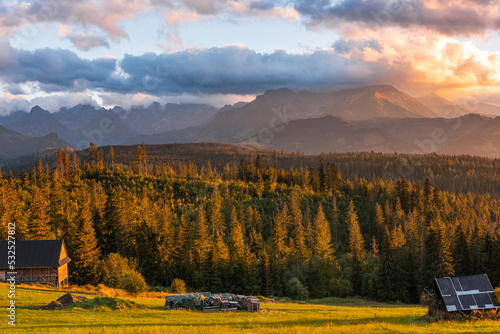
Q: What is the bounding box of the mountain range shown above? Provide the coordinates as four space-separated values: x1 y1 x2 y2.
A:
1 85 500 162
0 102 218 151
0 125 69 162
260 113 500 157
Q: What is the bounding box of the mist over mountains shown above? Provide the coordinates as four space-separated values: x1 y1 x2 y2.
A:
1 85 500 162
0 102 218 158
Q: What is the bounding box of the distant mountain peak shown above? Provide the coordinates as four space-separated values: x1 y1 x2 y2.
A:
417 93 472 117
262 87 296 97
149 101 162 109
29 105 50 115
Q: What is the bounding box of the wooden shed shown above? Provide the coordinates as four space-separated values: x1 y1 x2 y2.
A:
433 274 500 312
0 240 71 287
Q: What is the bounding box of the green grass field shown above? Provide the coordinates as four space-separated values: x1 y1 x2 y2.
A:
1 285 499 333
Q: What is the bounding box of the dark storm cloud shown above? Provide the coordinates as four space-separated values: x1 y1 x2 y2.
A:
0 44 402 95
294 0 500 36
0 47 117 92
117 46 385 94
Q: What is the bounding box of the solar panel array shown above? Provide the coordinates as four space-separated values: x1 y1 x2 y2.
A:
435 274 500 312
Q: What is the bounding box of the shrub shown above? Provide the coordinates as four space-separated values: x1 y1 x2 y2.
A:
100 253 148 295
171 278 187 294
120 271 148 295
285 277 309 300
329 278 353 298
100 253 131 288
495 287 500 303
97 284 117 297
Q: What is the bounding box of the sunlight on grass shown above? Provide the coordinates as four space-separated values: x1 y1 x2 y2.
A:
0 285 498 333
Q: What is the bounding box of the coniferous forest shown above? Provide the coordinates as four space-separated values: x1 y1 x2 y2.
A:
1 143 499 303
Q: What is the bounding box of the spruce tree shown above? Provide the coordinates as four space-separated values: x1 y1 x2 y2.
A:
30 187 51 240
331 196 339 248
261 249 274 297
173 214 192 282
72 194 101 285
374 202 385 245
194 204 211 269
289 190 309 265
378 225 410 302
423 215 454 286
209 187 225 237
346 200 365 294
228 205 245 262
347 201 365 259
312 204 333 265
209 229 230 291
109 146 115 170
156 200 175 285
272 204 289 268
453 225 470 276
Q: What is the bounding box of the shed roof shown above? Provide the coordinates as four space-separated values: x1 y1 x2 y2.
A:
434 274 500 312
0 240 71 269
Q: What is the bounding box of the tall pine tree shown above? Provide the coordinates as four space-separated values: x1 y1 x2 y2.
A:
30 187 51 240
72 193 101 285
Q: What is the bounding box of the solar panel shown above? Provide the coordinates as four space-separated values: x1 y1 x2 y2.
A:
434 274 500 312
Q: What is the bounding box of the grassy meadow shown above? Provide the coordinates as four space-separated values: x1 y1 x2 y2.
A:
1 284 499 333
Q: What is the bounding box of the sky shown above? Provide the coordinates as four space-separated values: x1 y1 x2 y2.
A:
2 0 500 114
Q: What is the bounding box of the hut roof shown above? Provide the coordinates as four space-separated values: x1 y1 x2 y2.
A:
0 240 71 269
434 274 500 312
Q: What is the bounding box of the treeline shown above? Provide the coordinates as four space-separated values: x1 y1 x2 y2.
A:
5 143 499 197
98 144 500 197
0 146 499 303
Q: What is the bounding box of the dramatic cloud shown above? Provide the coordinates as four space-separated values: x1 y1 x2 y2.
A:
2 0 500 117
29 92 100 112
3 0 500 50
1 42 500 98
0 44 393 95
1 0 301 51
113 39 500 95
0 0 147 43
0 46 118 92
117 46 382 95
294 0 500 36
2 0 500 105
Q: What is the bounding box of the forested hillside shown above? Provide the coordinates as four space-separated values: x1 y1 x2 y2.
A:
100 143 500 197
0 144 499 303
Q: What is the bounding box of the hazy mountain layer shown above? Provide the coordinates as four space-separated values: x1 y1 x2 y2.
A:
0 125 70 161
265 114 500 158
193 85 437 143
1 85 500 159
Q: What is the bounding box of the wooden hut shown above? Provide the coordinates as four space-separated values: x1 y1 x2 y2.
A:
433 274 500 312
0 240 71 287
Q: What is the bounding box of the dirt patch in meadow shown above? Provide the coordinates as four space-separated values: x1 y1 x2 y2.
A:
38 293 89 310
